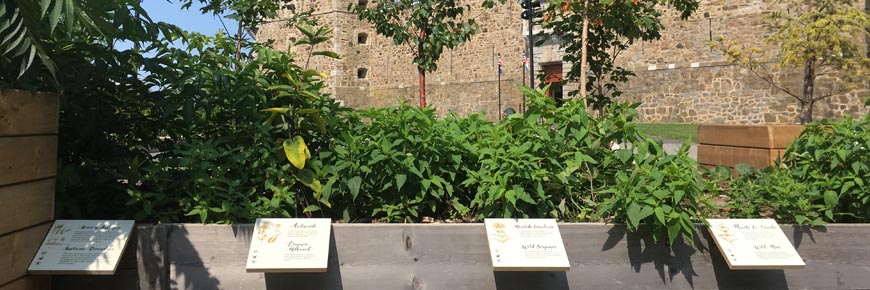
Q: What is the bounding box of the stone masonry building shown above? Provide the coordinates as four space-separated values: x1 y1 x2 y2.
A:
256 0 870 124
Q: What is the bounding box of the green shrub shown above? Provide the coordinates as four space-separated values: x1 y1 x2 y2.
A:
724 114 870 224
310 86 709 246
782 115 870 222
313 104 486 222
91 30 345 223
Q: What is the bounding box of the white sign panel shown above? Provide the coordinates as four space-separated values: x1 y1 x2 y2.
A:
28 220 135 275
707 219 805 270
485 218 570 271
246 218 331 272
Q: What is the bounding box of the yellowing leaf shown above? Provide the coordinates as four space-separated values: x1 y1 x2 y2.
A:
296 168 322 193
302 69 328 79
284 135 310 169
262 107 290 114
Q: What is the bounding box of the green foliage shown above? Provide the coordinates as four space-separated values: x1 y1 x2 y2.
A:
714 0 870 124
351 0 498 72
119 29 345 223
541 0 699 111
315 104 480 222
350 0 505 106
780 115 870 221
723 166 828 226
47 16 345 223
598 141 708 246
306 86 708 246
0 0 170 87
722 114 870 224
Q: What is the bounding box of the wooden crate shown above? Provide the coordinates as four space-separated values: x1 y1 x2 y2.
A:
697 124 804 170
0 89 58 290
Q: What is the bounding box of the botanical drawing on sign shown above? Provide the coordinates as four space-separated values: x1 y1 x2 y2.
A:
256 223 281 244
490 222 511 243
715 222 736 245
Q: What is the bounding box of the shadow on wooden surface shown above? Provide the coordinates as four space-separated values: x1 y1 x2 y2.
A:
264 231 344 290
493 271 568 290
601 225 703 288
168 225 222 290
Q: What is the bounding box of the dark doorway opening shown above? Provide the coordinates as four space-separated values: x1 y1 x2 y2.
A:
541 62 563 106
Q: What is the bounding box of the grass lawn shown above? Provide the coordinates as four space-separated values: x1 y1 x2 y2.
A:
636 123 699 143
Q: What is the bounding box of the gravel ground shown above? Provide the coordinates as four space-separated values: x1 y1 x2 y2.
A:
660 138 698 160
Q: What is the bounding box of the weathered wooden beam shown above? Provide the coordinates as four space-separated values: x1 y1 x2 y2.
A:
0 136 57 187
0 90 59 137
0 223 50 287
697 125 803 149
697 144 775 168
137 225 168 290
0 275 50 290
0 179 54 235
150 223 870 290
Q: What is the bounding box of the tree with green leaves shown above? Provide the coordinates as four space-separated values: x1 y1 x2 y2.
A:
541 0 698 113
179 0 313 60
350 0 504 108
0 0 174 88
715 0 870 124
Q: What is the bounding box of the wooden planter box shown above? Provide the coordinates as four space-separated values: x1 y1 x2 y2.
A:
52 223 870 290
697 124 804 169
0 89 59 290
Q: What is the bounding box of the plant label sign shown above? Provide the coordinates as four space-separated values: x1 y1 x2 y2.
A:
707 219 805 270
28 220 135 275
484 218 570 271
246 218 331 272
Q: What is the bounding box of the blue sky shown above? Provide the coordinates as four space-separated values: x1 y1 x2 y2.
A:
115 1 240 51
142 0 238 36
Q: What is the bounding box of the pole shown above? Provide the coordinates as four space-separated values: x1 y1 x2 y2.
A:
498 53 502 120
528 13 535 90
522 51 526 113
579 0 589 107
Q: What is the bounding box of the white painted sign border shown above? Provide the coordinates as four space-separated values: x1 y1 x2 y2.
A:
246 218 332 273
707 218 805 270
485 218 570 271
28 220 135 275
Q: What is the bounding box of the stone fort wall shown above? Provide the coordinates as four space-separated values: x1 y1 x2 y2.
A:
256 0 869 124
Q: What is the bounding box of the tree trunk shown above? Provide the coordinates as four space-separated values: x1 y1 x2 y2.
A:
235 22 243 61
800 100 815 125
579 0 590 108
800 60 816 124
418 67 426 108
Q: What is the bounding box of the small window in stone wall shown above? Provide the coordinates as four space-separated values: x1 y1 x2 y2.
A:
358 0 368 5
357 33 368 45
357 68 368 79
288 36 297 45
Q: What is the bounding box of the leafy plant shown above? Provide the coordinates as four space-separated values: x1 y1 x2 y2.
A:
722 112 870 224
779 114 870 221
315 104 480 222
598 140 709 246
0 0 168 87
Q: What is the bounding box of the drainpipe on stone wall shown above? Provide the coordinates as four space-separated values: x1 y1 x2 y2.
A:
866 0 870 59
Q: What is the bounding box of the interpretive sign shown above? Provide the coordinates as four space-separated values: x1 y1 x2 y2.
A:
484 218 570 271
246 218 331 272
707 219 805 270
28 220 135 275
